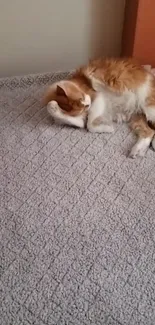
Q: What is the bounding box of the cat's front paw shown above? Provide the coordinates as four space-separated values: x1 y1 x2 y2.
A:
47 100 59 115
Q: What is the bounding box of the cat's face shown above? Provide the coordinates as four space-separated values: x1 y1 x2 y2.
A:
46 81 91 117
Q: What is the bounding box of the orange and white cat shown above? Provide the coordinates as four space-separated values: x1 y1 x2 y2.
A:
44 57 155 157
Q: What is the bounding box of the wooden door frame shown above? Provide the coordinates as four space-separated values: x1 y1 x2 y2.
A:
122 0 155 66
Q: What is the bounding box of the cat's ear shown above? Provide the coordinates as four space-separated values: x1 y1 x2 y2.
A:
56 85 67 97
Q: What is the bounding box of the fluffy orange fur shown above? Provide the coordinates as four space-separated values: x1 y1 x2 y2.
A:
81 57 149 92
44 57 155 115
44 58 147 101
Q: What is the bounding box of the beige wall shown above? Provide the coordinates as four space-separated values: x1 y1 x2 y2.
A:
0 0 125 77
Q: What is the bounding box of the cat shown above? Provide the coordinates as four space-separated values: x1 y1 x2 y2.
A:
44 57 155 158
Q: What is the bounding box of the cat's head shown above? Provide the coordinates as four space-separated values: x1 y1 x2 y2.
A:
44 80 91 117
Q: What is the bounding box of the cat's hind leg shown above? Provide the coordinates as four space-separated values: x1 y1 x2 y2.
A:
140 101 155 153
129 114 154 158
143 105 155 125
87 93 114 133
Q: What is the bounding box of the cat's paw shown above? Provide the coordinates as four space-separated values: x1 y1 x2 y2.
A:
47 100 59 115
129 138 151 158
129 145 146 158
87 123 114 133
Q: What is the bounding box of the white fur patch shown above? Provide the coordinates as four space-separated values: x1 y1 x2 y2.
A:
129 137 151 158
88 92 107 125
47 100 59 113
88 123 114 133
87 92 114 132
81 94 91 108
144 106 155 123
137 74 152 108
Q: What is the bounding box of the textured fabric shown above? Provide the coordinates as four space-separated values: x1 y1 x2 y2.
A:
0 71 155 325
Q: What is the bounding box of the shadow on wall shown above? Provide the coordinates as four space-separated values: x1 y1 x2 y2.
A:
90 0 125 59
